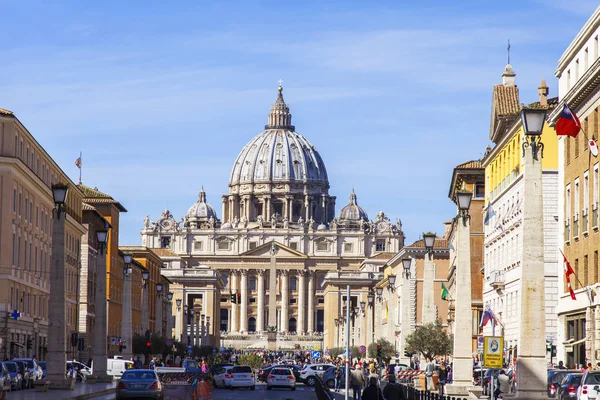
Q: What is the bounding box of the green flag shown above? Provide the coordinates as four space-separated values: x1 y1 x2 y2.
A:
441 283 449 301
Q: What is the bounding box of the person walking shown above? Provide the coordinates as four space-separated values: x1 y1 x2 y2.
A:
382 374 405 400
334 366 343 392
424 357 435 391
494 370 510 400
362 376 384 400
437 362 448 397
350 364 367 400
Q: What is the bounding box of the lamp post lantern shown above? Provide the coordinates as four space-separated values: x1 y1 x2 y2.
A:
422 232 436 324
401 258 411 278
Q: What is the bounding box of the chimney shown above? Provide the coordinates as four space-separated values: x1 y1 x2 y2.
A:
502 64 516 87
538 78 549 106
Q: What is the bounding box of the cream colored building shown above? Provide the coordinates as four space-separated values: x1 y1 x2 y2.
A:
0 107 86 360
140 86 405 349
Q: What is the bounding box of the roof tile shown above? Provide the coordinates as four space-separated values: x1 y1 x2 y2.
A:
407 238 448 249
493 85 520 116
150 248 178 257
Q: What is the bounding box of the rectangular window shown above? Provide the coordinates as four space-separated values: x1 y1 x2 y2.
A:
317 241 328 251
220 297 227 303
249 298 256 303
249 279 256 291
344 243 353 253
584 171 590 232
376 239 386 252
576 59 580 80
318 298 324 304
585 48 589 70
18 192 22 216
289 242 298 250
194 241 203 251
475 183 485 197
249 242 257 250
576 134 580 158
12 232 16 266
217 241 230 250
575 259 579 290
594 164 599 215
289 298 296 304
36 206 39 228
290 278 297 291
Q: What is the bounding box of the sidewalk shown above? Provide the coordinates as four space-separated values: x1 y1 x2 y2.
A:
6 382 116 400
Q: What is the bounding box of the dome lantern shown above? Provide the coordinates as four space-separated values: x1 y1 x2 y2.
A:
265 84 295 130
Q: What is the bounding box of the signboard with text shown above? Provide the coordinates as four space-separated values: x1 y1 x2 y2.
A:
483 336 504 368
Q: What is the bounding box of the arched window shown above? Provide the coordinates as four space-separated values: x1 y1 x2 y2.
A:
248 317 256 333
289 317 297 333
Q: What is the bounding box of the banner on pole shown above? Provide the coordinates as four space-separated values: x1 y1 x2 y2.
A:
483 336 504 368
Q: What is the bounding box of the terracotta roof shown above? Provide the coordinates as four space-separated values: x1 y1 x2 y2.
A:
455 160 482 170
493 85 520 116
77 184 127 212
150 248 178 257
0 108 14 116
369 252 396 260
82 203 96 211
407 238 448 249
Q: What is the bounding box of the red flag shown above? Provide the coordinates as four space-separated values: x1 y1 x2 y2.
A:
75 157 81 169
556 103 581 137
560 249 576 300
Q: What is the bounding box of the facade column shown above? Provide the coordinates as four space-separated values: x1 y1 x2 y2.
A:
257 270 265 332
387 289 397 344
230 271 239 333
366 302 374 347
122 272 133 360
222 197 227 224
451 214 474 387
195 314 201 346
515 134 547 398
281 271 289 332
240 270 248 333
298 270 306 334
307 272 315 333
305 195 310 221
399 259 413 365
287 196 294 221
268 248 278 328
422 251 436 324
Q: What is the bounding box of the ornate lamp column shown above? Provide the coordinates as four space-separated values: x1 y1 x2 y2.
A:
121 255 133 360
141 270 150 334
422 233 436 324
515 108 548 398
367 290 375 346
399 258 413 365
156 283 163 336
175 299 182 340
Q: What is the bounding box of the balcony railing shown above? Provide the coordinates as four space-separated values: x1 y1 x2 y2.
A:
489 270 505 291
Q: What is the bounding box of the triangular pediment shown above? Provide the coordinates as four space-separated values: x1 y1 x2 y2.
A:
240 241 307 258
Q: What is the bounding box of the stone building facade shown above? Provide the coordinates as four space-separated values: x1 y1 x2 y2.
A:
140 86 405 349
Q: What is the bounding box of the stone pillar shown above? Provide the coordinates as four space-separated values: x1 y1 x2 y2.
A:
387 289 397 342
305 195 310 221
367 302 374 347
451 215 473 387
257 270 265 332
298 270 306 334
230 271 239 333
268 250 278 328
222 197 227 223
287 196 294 221
595 306 600 366
307 272 315 333
515 139 547 399
92 247 108 377
422 252 436 324
141 285 149 334
195 314 200 346
281 271 289 332
122 272 133 360
47 211 70 388
240 270 248 333
156 293 163 336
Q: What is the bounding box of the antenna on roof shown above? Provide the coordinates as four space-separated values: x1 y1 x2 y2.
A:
507 39 511 65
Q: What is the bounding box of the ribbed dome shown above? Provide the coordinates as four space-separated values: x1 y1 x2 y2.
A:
229 86 328 187
339 189 369 221
187 188 217 220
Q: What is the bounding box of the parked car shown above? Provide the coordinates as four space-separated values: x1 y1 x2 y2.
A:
556 373 582 400
258 364 301 382
13 358 42 383
107 358 134 379
0 363 11 389
116 369 163 400
2 362 22 390
13 360 32 389
578 370 600 400
229 365 255 390
547 369 579 398
300 363 335 386
181 359 201 373
38 361 47 379
213 366 235 388
267 367 296 391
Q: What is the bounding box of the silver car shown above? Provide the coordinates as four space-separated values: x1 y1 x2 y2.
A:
116 369 163 400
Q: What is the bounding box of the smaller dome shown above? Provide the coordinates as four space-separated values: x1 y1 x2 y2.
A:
187 187 217 220
221 222 233 229
339 189 369 221
317 223 327 231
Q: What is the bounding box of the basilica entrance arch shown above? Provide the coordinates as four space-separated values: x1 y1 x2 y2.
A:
248 317 256 333
289 317 297 333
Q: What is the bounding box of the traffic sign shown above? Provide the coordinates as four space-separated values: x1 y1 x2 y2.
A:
311 351 321 358
344 349 352 356
358 345 366 354
187 346 193 355
483 336 503 368
212 349 217 355
166 339 173 346
313 344 320 351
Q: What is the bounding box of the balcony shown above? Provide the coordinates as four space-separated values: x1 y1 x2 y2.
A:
489 270 505 292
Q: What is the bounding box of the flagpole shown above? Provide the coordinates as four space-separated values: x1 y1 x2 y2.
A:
79 151 82 184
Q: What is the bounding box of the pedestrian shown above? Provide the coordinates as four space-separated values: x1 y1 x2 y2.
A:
149 357 156 370
362 376 384 400
201 360 208 373
557 361 567 370
195 375 212 400
437 362 448 397
350 364 367 400
334 365 343 392
382 374 405 400
495 370 510 400
424 357 435 390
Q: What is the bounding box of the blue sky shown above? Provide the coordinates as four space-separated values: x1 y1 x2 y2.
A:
1 0 598 246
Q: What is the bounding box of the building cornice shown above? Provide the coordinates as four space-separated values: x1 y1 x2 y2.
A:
556 6 600 75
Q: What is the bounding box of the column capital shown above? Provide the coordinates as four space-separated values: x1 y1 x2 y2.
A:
279 270 289 277
240 269 249 276
297 269 306 277
256 269 266 276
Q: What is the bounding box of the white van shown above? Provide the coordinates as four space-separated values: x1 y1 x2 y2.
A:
106 358 134 379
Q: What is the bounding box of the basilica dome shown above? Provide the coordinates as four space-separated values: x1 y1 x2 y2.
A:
229 86 329 192
187 188 217 220
339 189 369 221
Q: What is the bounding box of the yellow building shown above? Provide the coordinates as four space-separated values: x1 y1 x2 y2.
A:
0 107 85 360
481 66 559 359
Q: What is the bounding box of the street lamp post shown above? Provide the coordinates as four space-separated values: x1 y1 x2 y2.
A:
516 108 548 398
175 299 182 341
46 183 73 389
422 233 436 324
122 255 133 360
451 190 474 388
156 284 163 336
166 292 174 338
141 270 150 334
92 227 109 380
400 257 413 364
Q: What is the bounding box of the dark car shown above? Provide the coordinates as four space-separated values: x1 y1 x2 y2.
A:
116 369 163 400
13 360 31 389
548 370 579 398
258 365 301 382
556 373 582 400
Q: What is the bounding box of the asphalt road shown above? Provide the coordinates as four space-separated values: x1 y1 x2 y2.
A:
95 382 317 399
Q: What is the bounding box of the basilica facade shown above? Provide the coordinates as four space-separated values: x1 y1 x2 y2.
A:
141 86 405 349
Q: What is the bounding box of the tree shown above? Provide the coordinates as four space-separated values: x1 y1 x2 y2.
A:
329 347 344 359
404 320 453 360
238 354 264 372
367 338 395 362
